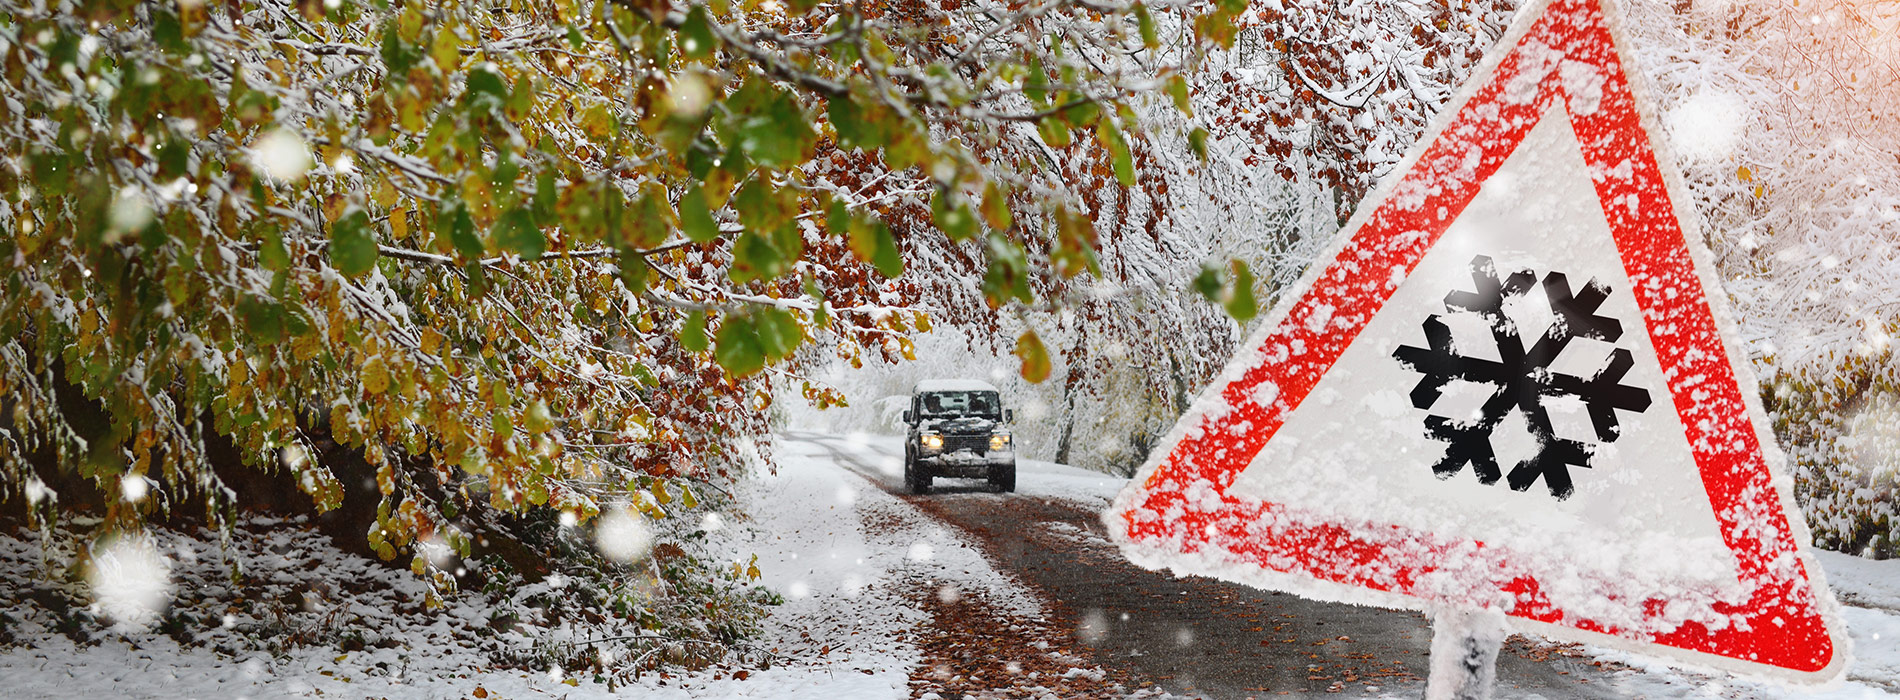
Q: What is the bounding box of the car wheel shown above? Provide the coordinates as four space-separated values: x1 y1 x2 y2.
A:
990 463 1016 493
906 452 932 495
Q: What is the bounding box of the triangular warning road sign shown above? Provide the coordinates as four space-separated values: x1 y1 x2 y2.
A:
1106 0 1846 682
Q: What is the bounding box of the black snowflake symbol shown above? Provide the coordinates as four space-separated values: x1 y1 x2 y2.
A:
1392 255 1653 500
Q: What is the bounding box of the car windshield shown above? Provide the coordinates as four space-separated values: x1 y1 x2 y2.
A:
919 390 1000 419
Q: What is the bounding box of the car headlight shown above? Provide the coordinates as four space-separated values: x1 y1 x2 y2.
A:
990 433 1010 451
922 433 943 450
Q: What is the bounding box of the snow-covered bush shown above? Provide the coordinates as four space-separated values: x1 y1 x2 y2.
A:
1620 0 1900 557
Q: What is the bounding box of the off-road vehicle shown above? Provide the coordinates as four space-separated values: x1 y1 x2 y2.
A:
901 380 1015 494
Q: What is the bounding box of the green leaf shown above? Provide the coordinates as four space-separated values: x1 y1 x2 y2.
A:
804 274 831 330
713 308 803 376
1188 127 1209 161
1064 100 1101 128
932 190 978 241
238 296 285 345
754 308 803 360
491 148 520 187
1194 260 1259 322
732 179 797 232
1025 55 1048 105
533 169 557 220
981 182 1013 231
381 26 419 75
493 408 515 442
729 228 789 284
848 217 904 278
1168 75 1192 116
825 197 850 237
156 138 190 178
524 400 554 434
153 11 189 54
713 314 766 377
981 234 1033 307
494 207 545 260
723 78 817 167
1193 264 1223 302
1098 121 1135 187
679 187 720 243
827 94 873 149
330 209 377 277
618 247 650 290
681 312 709 353
441 201 483 259
1036 116 1072 148
462 65 510 115
623 185 675 248
1226 260 1259 323
257 223 290 271
1135 3 1159 49
1013 330 1051 383
678 5 717 60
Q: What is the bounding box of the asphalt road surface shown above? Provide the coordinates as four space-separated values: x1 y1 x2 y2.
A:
796 432 1639 699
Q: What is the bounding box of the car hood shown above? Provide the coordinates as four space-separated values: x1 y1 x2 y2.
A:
920 416 999 434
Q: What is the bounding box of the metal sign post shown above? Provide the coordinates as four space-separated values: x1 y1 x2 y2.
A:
1425 607 1508 700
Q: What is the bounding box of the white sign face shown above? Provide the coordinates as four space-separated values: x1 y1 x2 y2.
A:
1227 107 1740 609
1104 0 1847 684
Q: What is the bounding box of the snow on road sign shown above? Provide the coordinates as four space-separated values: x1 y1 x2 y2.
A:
1105 0 1846 683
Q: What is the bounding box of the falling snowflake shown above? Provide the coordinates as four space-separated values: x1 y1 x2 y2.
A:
87 534 172 631
594 504 652 564
1393 255 1652 499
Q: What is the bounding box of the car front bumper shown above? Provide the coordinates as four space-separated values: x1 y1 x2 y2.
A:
918 450 1015 477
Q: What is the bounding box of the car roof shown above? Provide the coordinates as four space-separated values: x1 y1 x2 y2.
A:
914 379 1000 393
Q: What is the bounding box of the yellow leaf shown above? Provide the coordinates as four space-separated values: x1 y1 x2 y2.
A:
1737 165 1752 182
1013 330 1052 383
362 356 391 394
431 26 462 72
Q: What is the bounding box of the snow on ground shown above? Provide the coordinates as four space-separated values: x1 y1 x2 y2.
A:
0 431 1895 699
675 432 1060 699
780 434 1900 700
1603 550 1900 700
0 433 1056 700
766 432 1046 620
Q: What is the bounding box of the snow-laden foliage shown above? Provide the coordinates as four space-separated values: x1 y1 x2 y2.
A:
785 0 1521 474
0 0 1260 644
1621 0 1900 557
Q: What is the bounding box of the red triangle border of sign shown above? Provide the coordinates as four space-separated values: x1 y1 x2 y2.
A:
1108 0 1843 680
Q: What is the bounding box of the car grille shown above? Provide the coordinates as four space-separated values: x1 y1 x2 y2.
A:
942 434 991 453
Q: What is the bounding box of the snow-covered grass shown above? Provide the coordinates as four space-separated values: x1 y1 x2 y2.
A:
0 432 1062 699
